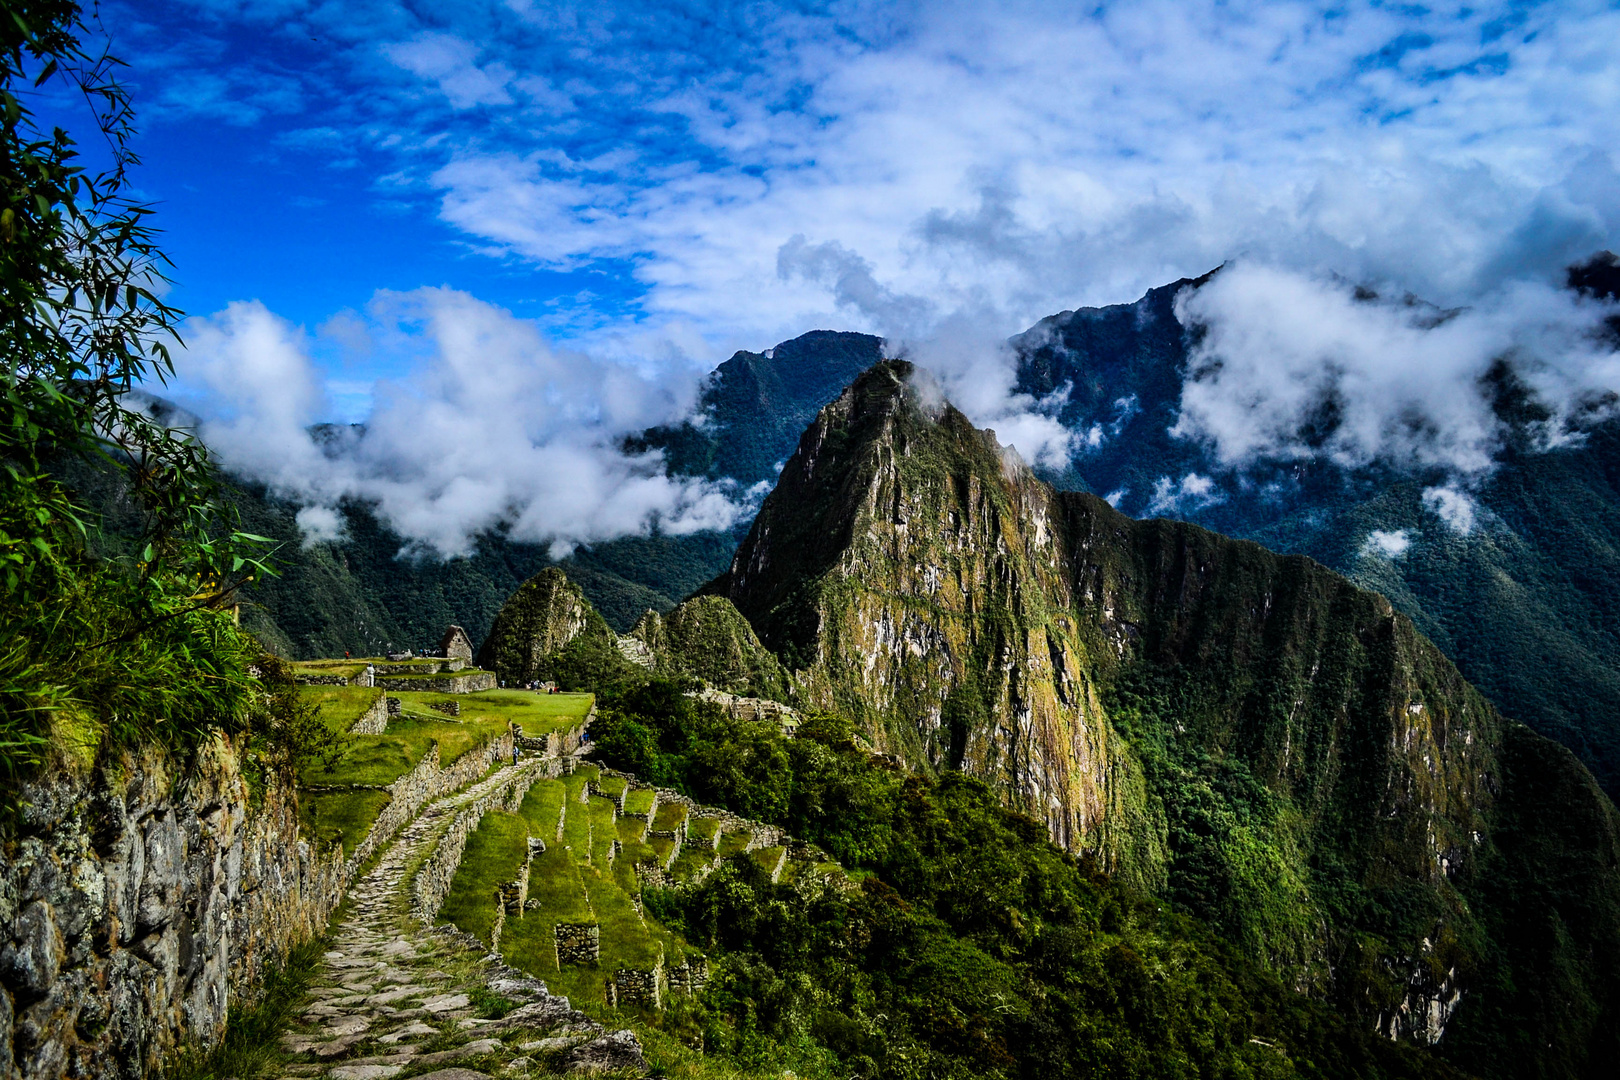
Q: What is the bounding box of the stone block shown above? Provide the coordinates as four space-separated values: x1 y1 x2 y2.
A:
554 923 600 966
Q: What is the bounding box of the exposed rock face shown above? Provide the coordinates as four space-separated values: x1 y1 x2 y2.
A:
630 595 788 699
708 361 1126 852
0 739 344 1080
704 360 1620 1051
477 569 622 686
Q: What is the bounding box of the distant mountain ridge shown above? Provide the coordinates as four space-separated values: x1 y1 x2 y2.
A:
179 268 1620 804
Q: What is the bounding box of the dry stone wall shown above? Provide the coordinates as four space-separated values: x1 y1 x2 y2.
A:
0 737 346 1080
410 760 553 928
609 958 662 1009
348 692 389 735
555 924 600 965
377 671 496 694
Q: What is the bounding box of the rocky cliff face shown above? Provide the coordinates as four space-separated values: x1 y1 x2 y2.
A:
705 361 1620 1058
0 738 344 1080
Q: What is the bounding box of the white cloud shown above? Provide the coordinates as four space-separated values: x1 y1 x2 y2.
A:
1146 472 1225 518
1169 263 1620 478
171 293 743 558
381 32 514 109
1362 529 1413 558
295 505 348 547
1422 486 1479 536
143 0 1620 528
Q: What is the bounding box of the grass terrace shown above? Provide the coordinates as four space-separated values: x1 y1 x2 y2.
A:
294 685 593 859
651 801 688 833
436 809 530 946
622 787 656 818
288 658 372 679
301 685 383 735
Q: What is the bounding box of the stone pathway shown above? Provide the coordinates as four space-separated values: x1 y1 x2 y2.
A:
278 761 645 1079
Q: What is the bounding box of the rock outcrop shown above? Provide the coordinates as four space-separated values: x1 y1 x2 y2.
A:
629 595 789 699
476 569 629 688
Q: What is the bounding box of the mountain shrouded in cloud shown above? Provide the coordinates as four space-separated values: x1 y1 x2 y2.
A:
172 289 743 558
116 0 1620 557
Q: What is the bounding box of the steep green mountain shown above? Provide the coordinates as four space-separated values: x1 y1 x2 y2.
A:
127 272 1620 813
628 329 885 485
628 595 789 699
701 360 1620 1076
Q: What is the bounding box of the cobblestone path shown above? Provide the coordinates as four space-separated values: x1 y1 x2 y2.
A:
277 760 644 1079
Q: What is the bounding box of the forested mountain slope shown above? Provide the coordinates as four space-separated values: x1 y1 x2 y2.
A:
702 360 1620 1077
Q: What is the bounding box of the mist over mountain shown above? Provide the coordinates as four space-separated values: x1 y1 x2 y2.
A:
183 256 1620 809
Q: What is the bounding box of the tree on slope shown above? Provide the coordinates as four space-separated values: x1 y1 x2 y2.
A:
0 0 284 780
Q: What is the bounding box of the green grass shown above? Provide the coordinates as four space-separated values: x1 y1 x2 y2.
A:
297 685 382 734
518 778 566 841
582 867 662 969
651 801 689 832
296 790 392 856
438 810 531 946
289 659 369 682
595 773 627 800
590 796 618 866
623 787 656 817
669 845 715 882
562 784 594 860
717 829 752 857
651 835 677 868
525 845 595 924
374 668 492 684
750 846 786 877
687 815 720 846
617 815 648 845
459 689 594 737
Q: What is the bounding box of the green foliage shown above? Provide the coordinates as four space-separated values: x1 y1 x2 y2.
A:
636 595 790 700
600 693 1464 1080
0 0 280 782
592 679 791 821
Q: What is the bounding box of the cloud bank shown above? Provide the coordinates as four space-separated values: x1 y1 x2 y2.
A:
1170 262 1620 482
123 0 1620 545
174 292 742 557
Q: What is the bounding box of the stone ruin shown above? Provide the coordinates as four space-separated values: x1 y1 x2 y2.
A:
439 624 474 661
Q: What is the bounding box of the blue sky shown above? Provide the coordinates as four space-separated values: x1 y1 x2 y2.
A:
81 0 1620 554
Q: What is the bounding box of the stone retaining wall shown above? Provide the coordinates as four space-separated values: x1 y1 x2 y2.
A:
667 956 709 997
349 727 524 872
0 737 347 1080
428 700 461 717
608 958 662 1009
377 671 497 694
410 762 548 927
555 923 600 965
348 691 389 735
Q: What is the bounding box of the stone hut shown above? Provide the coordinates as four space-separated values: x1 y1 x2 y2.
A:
439 624 474 661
